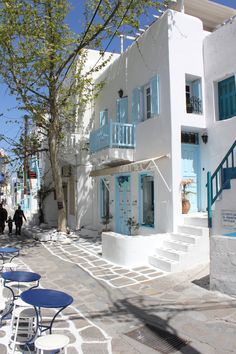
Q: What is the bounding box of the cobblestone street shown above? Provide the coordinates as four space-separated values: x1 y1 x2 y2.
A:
1 231 236 353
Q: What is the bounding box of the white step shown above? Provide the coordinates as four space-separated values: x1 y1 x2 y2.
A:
164 240 190 252
178 225 207 236
155 247 182 261
149 255 177 272
184 214 208 227
171 233 196 244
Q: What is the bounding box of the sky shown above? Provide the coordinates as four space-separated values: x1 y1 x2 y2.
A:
0 0 236 158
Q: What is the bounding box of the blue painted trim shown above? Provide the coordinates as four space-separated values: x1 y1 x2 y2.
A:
181 143 201 212
138 172 155 228
206 140 236 228
90 121 135 153
207 171 212 228
115 174 132 235
218 76 236 120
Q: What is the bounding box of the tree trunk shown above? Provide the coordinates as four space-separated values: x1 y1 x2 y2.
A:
49 128 67 232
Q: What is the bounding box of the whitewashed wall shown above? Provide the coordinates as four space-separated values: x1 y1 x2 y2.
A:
204 18 236 235
92 10 208 233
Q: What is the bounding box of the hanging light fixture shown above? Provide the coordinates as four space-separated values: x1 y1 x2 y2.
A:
201 132 208 144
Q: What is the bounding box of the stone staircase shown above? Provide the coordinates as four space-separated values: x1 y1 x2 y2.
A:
149 213 209 272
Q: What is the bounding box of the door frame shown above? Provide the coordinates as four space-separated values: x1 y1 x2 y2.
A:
115 174 132 234
181 143 201 212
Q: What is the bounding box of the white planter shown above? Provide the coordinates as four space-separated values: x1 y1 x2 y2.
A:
102 231 162 267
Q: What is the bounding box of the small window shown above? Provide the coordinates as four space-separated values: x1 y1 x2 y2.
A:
181 132 199 145
145 86 151 120
185 77 202 114
140 174 154 227
218 76 236 120
132 75 160 124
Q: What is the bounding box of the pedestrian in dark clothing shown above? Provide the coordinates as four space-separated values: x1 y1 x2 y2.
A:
13 205 26 235
0 203 8 234
6 216 13 235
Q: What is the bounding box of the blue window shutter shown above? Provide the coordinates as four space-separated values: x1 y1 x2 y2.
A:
132 87 143 123
191 79 201 100
117 97 128 123
218 76 236 120
100 179 103 218
100 109 108 126
116 99 120 122
150 75 160 117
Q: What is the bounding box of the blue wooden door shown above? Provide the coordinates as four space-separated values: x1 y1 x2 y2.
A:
181 144 200 212
115 175 131 234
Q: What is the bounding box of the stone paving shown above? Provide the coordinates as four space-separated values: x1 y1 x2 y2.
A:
44 240 165 289
1 231 236 353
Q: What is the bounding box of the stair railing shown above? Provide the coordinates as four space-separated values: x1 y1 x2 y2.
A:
207 140 236 228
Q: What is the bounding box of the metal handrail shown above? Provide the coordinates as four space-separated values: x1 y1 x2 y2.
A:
207 140 236 227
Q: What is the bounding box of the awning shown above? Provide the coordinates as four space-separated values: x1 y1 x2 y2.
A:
90 154 169 177
90 154 171 191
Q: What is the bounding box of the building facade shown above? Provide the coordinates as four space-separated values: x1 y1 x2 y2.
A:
42 0 236 271
90 1 236 235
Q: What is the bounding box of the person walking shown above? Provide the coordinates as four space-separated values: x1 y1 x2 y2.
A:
13 205 26 236
6 216 13 235
0 203 8 234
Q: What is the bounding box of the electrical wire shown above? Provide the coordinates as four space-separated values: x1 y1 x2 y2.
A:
57 0 104 87
90 0 135 72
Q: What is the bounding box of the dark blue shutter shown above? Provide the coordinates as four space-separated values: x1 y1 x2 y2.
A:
218 76 236 120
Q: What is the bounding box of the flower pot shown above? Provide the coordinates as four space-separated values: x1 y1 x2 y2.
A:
182 199 190 214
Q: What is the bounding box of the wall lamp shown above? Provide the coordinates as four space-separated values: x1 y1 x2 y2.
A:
118 89 123 98
201 132 208 144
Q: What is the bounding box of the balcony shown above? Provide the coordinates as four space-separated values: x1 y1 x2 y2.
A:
90 120 135 165
186 96 202 114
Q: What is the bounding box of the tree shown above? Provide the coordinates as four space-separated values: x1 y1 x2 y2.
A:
0 0 169 232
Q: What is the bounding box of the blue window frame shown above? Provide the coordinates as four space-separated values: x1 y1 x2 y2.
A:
218 76 236 120
100 178 109 218
186 78 202 114
116 97 128 123
139 173 154 227
132 75 160 124
100 109 108 126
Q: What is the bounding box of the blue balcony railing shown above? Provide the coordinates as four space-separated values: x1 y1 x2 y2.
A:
90 120 136 153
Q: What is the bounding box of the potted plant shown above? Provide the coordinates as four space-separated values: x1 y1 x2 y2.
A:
101 213 113 232
181 179 194 214
126 217 139 236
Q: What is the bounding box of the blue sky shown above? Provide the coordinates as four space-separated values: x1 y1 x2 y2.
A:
0 0 236 155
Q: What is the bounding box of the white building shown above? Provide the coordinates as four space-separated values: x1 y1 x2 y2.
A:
42 50 119 228
87 0 236 271
43 0 236 277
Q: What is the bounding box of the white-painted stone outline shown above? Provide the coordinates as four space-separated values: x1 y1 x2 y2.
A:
43 241 166 289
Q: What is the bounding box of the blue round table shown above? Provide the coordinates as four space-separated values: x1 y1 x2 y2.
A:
21 289 73 333
0 247 20 269
0 271 41 324
1 271 41 284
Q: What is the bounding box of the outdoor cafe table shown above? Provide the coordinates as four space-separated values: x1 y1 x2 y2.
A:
21 288 73 333
0 271 41 323
0 247 20 270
